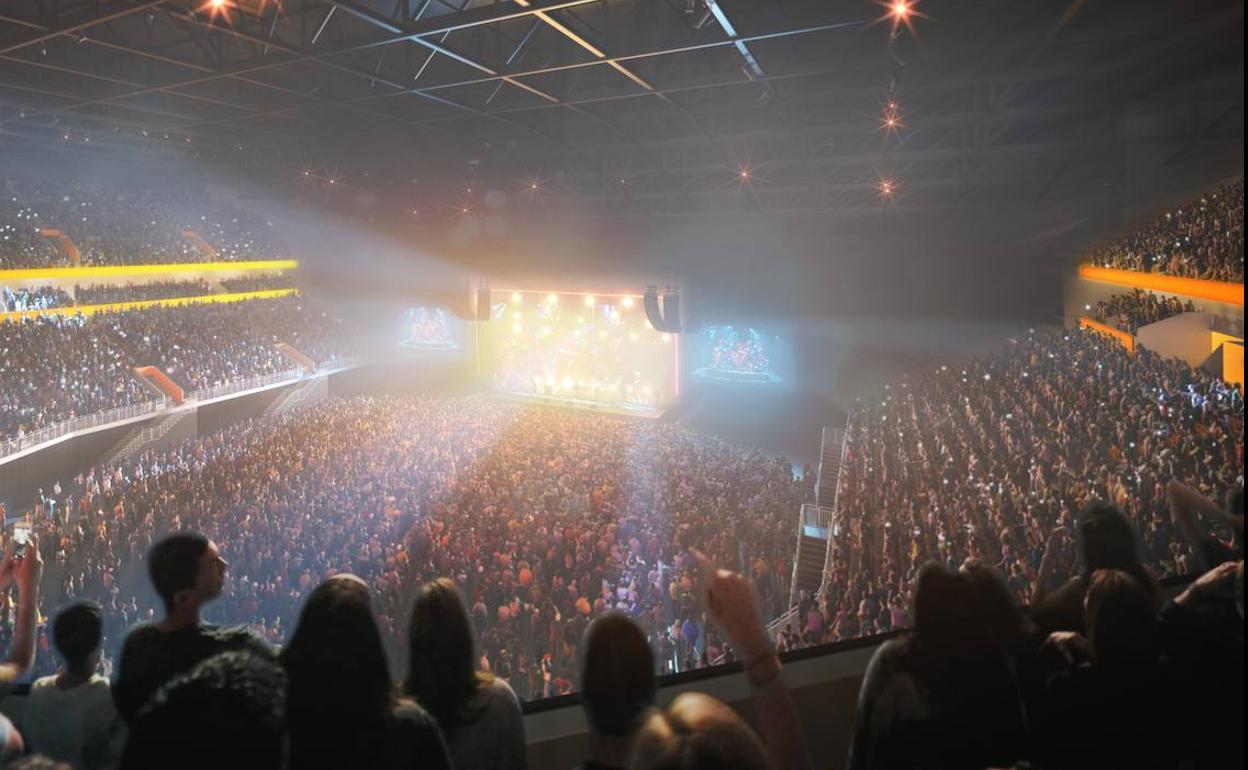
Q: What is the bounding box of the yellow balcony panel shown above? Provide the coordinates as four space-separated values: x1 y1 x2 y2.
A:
0 259 298 282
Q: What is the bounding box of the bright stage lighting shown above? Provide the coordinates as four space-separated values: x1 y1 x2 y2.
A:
892 1 909 18
485 290 677 413
511 292 523 304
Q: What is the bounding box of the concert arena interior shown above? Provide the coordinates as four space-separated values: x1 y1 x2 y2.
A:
0 1 1243 769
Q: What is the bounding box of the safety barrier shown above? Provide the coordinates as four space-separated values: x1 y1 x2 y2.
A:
0 259 297 282
1079 316 1136 353
1 289 298 324
1078 264 1244 306
0 400 164 463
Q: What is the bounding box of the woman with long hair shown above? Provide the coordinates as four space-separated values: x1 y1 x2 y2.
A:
406 578 527 770
284 574 452 770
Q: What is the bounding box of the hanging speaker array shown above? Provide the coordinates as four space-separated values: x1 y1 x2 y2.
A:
643 286 682 333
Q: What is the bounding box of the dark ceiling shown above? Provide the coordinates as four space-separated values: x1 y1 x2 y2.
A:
0 0 1243 227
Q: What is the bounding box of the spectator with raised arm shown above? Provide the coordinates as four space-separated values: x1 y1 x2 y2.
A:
1031 502 1161 635
1166 480 1243 573
692 548 812 770
0 534 43 762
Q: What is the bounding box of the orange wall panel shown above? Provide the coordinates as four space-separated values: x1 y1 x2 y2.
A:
1079 316 1136 354
1078 265 1244 306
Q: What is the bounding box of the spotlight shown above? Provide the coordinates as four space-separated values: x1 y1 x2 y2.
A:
511 292 523 304
584 295 595 307
739 167 751 180
878 178 896 198
622 296 635 309
877 0 923 34
547 293 558 304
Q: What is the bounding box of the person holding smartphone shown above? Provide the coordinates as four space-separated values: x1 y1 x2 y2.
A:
1 531 44 762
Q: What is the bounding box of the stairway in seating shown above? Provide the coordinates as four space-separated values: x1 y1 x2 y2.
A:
788 503 833 606
262 377 321 419
792 532 829 605
815 425 846 508
102 408 193 465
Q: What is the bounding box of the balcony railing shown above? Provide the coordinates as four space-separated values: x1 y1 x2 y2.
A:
0 399 165 462
185 367 306 403
3 359 362 463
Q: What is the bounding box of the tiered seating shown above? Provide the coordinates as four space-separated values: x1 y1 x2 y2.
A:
1 297 351 442
1 176 287 268
1086 177 1244 282
806 328 1242 645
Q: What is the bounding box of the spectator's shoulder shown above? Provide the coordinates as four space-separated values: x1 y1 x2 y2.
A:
208 624 277 658
120 622 161 651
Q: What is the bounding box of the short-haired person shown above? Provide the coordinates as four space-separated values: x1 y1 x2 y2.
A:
283 574 452 770
22 601 124 770
406 577 527 770
119 651 286 770
1 533 43 762
113 532 274 724
576 613 657 770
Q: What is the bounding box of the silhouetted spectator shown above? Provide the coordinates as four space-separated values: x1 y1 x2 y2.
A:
119 651 285 770
630 692 772 770
1034 569 1185 770
113 533 273 724
1031 501 1161 634
576 613 656 770
406 578 527 770
283 574 452 770
848 562 1028 770
22 601 124 770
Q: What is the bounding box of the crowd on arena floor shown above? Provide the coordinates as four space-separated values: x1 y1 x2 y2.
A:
1 177 287 269
0 297 351 442
1090 290 1196 334
1086 177 1244 282
0 400 1241 768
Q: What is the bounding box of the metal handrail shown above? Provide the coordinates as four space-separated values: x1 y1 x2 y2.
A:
185 367 305 402
0 399 165 461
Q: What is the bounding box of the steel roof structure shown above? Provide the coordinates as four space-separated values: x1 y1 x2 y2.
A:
0 0 1242 223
